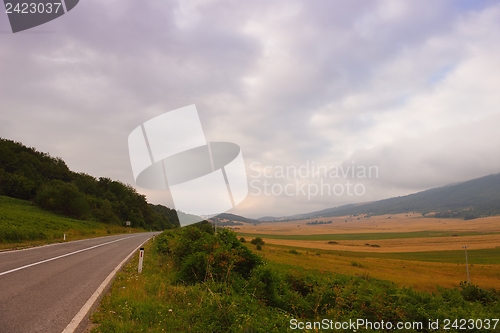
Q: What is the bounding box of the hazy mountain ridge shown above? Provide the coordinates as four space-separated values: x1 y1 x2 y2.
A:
214 213 260 224
259 173 500 221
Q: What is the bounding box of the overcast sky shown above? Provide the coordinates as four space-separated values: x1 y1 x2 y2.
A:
1 0 500 218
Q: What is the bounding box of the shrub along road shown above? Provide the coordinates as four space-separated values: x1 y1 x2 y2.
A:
0 232 158 333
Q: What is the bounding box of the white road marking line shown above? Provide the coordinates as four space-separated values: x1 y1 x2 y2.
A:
0 234 126 254
0 236 136 277
61 237 151 333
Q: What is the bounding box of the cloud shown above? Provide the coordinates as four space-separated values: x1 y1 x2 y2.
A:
1 0 499 218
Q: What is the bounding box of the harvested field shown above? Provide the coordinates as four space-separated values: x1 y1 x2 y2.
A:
254 233 500 252
235 214 500 235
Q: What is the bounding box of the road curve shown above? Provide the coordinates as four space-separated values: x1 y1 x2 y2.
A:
0 232 158 333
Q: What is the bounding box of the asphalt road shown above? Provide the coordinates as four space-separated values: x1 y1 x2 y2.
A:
0 232 158 333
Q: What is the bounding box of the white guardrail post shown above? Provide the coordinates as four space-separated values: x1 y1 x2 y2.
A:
138 247 145 273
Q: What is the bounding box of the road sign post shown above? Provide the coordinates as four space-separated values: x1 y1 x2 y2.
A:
138 247 144 273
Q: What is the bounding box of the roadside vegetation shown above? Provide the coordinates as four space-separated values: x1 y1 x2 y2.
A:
0 195 142 249
91 223 499 333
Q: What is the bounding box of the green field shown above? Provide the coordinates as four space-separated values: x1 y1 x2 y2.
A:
0 195 141 249
237 230 496 241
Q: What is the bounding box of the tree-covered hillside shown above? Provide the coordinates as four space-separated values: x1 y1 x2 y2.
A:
0 138 179 230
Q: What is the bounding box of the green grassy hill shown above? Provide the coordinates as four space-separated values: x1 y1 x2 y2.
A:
0 195 140 250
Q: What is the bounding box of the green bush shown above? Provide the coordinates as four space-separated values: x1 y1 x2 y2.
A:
459 281 497 305
157 226 262 284
251 237 265 246
179 251 209 284
0 172 36 200
250 266 287 308
155 230 174 254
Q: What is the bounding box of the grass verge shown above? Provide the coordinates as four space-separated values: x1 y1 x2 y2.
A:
0 195 142 250
91 239 289 333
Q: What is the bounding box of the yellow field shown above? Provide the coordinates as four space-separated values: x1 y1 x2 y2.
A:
255 243 500 292
258 234 500 252
235 214 500 291
236 214 500 235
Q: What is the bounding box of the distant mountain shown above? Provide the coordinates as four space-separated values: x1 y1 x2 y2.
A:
213 213 260 224
257 216 280 222
281 173 500 220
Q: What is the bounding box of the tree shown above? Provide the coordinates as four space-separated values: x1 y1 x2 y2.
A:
0 172 35 200
251 237 265 246
35 180 90 219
